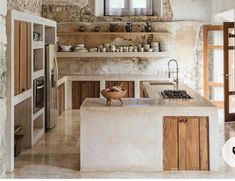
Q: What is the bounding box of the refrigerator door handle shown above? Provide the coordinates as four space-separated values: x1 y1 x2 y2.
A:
54 57 59 88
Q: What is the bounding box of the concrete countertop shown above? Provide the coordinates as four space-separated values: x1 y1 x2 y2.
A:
82 82 217 109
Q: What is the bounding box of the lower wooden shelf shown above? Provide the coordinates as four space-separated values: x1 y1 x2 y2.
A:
56 52 171 58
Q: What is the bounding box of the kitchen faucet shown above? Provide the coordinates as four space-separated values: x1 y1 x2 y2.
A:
168 59 179 88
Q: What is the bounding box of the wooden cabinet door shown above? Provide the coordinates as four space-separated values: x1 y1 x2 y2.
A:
72 81 100 109
164 117 209 171
14 20 32 95
58 83 65 115
105 81 135 98
184 117 200 170
163 117 178 170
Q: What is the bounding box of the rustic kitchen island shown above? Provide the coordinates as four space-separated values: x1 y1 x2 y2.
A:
80 82 219 172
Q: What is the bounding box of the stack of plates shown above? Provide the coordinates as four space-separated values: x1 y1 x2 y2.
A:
160 41 172 52
74 44 88 53
151 42 160 52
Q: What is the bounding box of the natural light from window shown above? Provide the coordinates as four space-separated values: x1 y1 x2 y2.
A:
132 0 147 8
110 0 125 8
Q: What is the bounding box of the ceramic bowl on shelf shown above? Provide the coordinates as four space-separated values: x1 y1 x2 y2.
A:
60 45 72 52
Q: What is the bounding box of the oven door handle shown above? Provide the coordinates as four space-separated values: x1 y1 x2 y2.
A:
36 85 45 89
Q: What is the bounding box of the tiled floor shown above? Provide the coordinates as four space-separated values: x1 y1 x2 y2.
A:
4 110 235 179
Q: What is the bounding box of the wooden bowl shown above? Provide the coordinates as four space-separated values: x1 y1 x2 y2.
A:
101 89 127 106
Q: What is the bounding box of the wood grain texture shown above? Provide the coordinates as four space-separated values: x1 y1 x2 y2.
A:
178 118 186 170
72 81 100 109
58 83 65 115
163 117 178 170
203 25 224 108
185 117 200 170
199 117 209 170
27 23 32 90
14 21 20 96
105 81 135 98
19 22 28 93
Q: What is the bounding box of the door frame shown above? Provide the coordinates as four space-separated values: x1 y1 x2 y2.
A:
223 22 235 122
203 25 224 108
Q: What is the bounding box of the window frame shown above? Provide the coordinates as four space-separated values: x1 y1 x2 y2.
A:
105 0 153 16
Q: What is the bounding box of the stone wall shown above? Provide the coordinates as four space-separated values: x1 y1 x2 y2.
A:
42 0 205 93
7 0 42 16
0 0 42 177
0 0 7 177
42 0 173 22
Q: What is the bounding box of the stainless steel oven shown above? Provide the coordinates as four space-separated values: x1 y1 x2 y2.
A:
34 77 45 113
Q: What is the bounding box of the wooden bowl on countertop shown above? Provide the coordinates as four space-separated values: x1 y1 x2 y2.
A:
101 88 127 106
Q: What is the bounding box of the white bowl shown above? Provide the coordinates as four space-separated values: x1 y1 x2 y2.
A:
60 45 72 51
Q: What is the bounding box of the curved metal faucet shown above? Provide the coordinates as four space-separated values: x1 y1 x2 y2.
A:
168 59 179 88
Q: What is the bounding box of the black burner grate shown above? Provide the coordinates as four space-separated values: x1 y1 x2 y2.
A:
160 90 192 99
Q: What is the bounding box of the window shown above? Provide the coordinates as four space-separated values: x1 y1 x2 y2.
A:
105 0 153 16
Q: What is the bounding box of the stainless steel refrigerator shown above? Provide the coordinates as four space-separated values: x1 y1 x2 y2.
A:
45 44 59 130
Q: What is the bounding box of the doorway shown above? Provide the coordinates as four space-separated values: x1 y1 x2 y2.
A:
223 22 235 122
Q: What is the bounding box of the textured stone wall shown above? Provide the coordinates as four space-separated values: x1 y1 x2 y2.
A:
42 0 173 22
7 0 42 15
0 0 7 177
0 0 42 177
57 21 204 92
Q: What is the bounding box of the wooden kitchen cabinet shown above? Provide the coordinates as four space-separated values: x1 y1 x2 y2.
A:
105 81 135 98
14 20 32 96
58 83 65 115
72 81 100 109
164 117 209 171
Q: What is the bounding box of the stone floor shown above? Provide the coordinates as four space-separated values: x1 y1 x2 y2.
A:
3 110 235 179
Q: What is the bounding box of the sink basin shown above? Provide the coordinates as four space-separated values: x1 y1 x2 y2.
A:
149 82 176 86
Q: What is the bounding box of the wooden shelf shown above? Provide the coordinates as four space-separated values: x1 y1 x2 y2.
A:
56 52 170 58
57 31 170 36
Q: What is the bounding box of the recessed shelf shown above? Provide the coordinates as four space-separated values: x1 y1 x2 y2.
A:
33 48 44 72
33 41 44 49
33 70 44 80
56 52 171 58
57 32 171 36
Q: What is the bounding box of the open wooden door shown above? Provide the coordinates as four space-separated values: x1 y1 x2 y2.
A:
224 22 235 122
203 25 224 108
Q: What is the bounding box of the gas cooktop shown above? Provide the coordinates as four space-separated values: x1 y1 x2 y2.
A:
160 90 193 99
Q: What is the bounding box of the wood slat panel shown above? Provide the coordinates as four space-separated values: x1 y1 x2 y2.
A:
72 81 100 109
178 118 186 170
27 23 32 90
14 21 20 96
199 117 209 170
19 22 28 93
58 83 65 115
163 117 178 170
185 117 200 170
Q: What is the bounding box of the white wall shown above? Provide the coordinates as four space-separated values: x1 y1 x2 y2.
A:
170 0 212 22
212 0 235 16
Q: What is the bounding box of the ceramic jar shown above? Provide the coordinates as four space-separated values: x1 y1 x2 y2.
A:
145 22 152 32
110 24 118 32
125 23 133 32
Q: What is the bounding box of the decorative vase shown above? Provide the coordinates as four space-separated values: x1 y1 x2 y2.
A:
145 22 152 32
110 24 118 32
125 23 132 32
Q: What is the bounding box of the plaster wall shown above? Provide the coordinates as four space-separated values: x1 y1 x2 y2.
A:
212 0 235 16
0 0 7 177
170 0 212 22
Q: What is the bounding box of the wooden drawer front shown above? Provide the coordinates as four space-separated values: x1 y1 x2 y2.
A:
72 81 100 109
164 117 209 171
105 81 135 98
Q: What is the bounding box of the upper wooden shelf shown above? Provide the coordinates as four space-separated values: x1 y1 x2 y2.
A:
57 32 171 36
